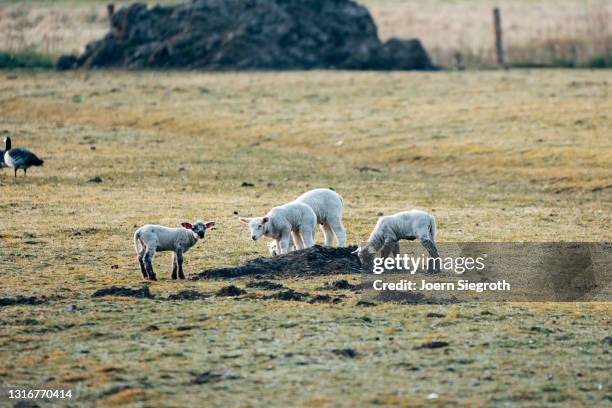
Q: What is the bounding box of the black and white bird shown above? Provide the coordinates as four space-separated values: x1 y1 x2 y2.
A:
4 136 44 177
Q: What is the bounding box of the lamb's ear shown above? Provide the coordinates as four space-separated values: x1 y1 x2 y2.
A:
238 217 251 224
181 222 193 229
205 221 216 229
262 216 269 223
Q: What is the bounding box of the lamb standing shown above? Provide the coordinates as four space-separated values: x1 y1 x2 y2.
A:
295 188 346 247
240 202 316 255
133 220 215 281
353 210 441 272
267 188 346 256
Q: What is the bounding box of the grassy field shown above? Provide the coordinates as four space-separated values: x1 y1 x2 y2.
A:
0 69 611 406
0 0 610 67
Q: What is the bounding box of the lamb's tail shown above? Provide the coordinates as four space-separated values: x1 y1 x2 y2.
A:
133 230 143 256
331 188 344 207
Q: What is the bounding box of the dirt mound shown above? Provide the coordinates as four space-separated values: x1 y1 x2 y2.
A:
92 285 154 299
320 279 358 291
57 0 433 71
165 290 210 300
190 370 241 384
246 280 285 290
193 245 361 280
373 290 460 305
265 289 308 301
331 348 359 358
355 300 377 307
414 341 449 350
309 294 343 304
216 285 247 297
0 295 61 307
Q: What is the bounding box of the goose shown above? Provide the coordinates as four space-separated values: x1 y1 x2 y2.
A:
4 136 44 177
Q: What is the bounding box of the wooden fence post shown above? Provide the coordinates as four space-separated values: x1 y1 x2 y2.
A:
493 8 505 66
107 3 115 22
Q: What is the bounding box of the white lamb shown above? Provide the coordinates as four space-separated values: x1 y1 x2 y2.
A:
295 188 346 246
265 188 345 256
133 220 215 281
240 202 316 255
353 210 441 272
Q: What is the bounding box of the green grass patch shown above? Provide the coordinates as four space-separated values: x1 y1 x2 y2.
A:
0 52 54 69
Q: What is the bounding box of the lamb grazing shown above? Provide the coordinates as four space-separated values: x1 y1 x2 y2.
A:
240 202 316 255
295 188 346 247
353 210 441 272
266 188 345 256
133 220 215 281
4 136 44 177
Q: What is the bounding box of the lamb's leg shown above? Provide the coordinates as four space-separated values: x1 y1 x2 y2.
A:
138 257 147 278
292 231 305 250
392 241 400 257
136 239 148 279
279 234 292 255
300 226 315 249
171 252 178 280
176 248 185 279
381 240 400 259
329 219 346 247
144 247 157 281
288 235 295 251
421 239 441 273
273 239 282 256
321 223 334 246
137 251 147 279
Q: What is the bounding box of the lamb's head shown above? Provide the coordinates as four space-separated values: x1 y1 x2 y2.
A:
181 220 216 239
352 245 377 265
239 216 269 241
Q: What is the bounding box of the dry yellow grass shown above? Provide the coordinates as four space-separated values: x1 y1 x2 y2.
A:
0 69 610 406
363 0 612 66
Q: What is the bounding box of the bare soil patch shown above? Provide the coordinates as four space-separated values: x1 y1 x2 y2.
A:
193 245 361 280
246 280 285 290
0 295 62 307
215 285 247 297
92 285 154 299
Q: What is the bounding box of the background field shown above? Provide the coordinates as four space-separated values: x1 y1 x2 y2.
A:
0 69 610 406
1 0 611 67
